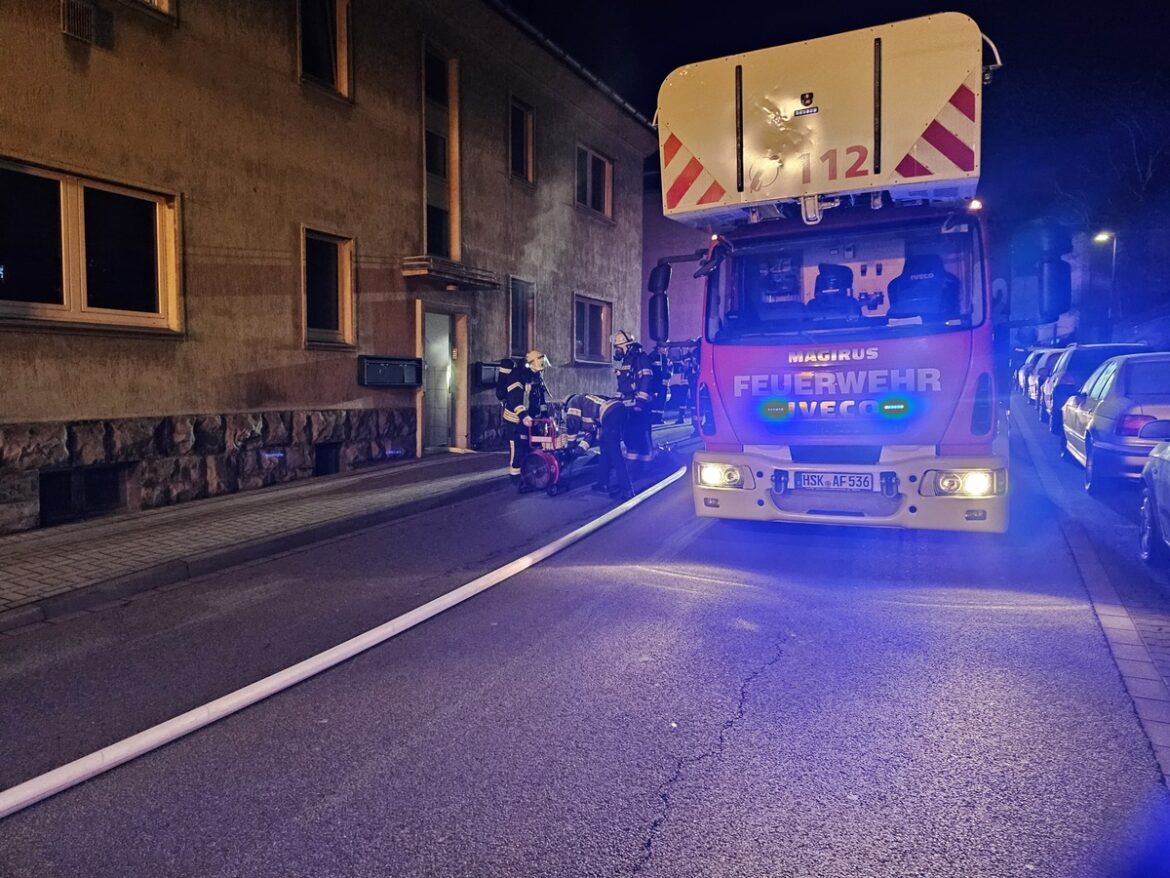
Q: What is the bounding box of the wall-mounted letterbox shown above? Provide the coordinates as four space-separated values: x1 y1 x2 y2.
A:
473 361 501 389
358 356 423 387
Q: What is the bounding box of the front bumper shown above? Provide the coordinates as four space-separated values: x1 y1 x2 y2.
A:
692 449 1009 534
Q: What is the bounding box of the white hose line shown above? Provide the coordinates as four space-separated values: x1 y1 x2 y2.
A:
0 466 689 821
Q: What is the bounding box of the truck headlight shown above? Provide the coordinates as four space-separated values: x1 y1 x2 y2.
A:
698 463 745 488
922 469 1006 498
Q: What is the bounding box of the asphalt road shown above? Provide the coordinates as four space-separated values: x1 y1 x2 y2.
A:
1 437 1168 877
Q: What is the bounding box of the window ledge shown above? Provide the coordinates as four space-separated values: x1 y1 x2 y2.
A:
0 316 183 340
574 202 617 227
113 0 179 25
301 77 354 106
305 339 358 353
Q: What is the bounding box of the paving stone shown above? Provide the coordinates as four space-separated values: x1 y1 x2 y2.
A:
1133 697 1170 724
1144 721 1170 748
1116 659 1165 681
1125 676 1170 702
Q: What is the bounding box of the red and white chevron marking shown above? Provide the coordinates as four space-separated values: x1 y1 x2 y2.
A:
894 73 980 179
661 131 727 210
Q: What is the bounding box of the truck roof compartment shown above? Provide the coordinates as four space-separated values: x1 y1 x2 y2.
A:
657 13 987 227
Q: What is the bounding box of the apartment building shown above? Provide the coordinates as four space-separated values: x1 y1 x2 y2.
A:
0 0 654 532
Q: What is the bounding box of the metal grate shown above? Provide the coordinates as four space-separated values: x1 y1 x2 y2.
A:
61 0 113 48
61 0 96 43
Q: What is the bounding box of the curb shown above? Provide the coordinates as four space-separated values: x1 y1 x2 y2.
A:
0 476 510 635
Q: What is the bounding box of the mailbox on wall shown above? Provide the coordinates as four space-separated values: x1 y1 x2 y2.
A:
358 356 423 387
473 361 501 389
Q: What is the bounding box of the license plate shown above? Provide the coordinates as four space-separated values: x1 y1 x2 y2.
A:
793 471 875 492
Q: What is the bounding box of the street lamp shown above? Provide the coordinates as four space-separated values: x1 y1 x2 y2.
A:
1094 231 1118 336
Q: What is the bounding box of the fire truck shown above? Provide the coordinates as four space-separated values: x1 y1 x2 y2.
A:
646 14 1067 533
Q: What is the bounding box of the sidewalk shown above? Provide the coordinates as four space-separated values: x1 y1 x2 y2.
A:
0 451 508 633
1012 398 1170 781
0 422 698 635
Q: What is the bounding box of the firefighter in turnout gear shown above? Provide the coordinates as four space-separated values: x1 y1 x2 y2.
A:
564 392 632 500
612 330 655 465
501 350 549 492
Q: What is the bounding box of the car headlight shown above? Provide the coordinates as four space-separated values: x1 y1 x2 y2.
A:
698 463 745 488
922 469 1006 498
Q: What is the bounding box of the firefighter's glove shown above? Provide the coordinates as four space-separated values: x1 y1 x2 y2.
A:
523 416 533 427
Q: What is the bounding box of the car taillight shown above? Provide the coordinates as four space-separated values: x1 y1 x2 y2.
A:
1118 414 1155 436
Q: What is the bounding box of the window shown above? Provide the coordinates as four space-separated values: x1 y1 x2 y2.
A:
510 277 534 357
303 229 353 345
1127 361 1170 395
575 145 612 217
425 130 447 179
574 295 611 363
300 0 350 96
0 162 179 330
424 47 458 259
510 98 534 182
1087 362 1118 400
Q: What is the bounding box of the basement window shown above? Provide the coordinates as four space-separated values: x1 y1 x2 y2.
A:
314 442 341 476
39 465 126 527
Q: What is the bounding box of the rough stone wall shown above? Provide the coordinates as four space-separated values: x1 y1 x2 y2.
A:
470 404 506 451
0 408 416 534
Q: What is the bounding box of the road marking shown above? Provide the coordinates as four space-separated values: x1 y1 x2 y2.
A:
0 468 689 820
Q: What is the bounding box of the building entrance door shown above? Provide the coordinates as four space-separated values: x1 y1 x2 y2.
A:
423 312 454 450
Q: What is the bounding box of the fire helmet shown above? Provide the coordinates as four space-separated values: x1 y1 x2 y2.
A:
525 350 549 372
611 330 636 360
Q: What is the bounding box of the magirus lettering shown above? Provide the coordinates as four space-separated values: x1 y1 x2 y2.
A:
787 346 879 365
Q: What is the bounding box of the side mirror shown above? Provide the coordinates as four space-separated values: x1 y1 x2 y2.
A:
694 244 727 278
1139 419 1170 440
648 293 670 345
648 262 672 294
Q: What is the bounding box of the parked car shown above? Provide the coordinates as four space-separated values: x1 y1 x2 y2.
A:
1040 343 1148 430
1139 419 1170 565
1016 349 1048 395
1026 349 1063 408
1061 352 1170 492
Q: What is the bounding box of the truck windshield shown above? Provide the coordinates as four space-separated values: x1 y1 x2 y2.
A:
705 218 985 344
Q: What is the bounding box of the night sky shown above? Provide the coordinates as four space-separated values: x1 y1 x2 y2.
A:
504 1 1170 229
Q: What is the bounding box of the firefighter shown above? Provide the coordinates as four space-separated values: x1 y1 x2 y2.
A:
564 392 632 500
612 329 655 467
502 350 549 492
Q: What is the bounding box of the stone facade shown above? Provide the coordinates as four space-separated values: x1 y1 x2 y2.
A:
0 409 416 534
